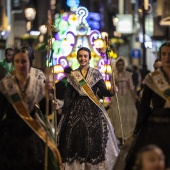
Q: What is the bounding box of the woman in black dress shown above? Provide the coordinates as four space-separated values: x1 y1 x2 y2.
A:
0 48 60 170
58 47 119 170
125 41 170 170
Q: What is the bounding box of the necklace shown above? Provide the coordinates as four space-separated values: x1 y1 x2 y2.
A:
15 76 30 93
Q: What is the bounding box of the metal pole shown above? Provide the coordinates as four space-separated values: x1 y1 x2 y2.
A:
142 2 146 66
7 0 14 47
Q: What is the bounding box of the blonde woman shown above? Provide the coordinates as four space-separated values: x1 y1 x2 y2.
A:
107 57 137 144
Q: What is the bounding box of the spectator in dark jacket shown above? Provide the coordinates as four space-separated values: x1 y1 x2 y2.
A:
140 64 150 82
55 66 72 124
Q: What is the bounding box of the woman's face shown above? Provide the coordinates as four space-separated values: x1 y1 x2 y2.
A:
141 149 165 170
14 52 30 75
77 50 90 67
161 46 170 68
6 50 14 63
116 60 125 72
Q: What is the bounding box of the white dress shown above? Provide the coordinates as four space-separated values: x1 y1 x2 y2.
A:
107 71 137 139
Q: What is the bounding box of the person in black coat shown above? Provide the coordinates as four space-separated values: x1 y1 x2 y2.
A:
55 66 72 125
125 41 170 170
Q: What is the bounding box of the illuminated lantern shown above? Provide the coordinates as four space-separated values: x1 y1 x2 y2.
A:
24 7 36 31
39 25 47 43
39 25 47 35
93 38 107 54
53 64 64 74
105 64 112 74
100 65 106 73
24 7 36 21
93 38 104 48
105 80 111 90
101 32 108 39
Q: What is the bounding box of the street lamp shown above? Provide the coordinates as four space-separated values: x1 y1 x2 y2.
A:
39 25 47 42
93 38 107 54
101 32 108 40
24 7 36 32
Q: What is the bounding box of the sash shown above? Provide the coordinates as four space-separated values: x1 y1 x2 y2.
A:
71 70 108 115
144 70 170 106
71 71 119 156
2 78 62 167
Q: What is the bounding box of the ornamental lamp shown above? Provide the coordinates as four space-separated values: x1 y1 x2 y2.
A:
39 25 47 42
105 80 111 90
53 64 64 74
24 7 36 21
24 7 36 32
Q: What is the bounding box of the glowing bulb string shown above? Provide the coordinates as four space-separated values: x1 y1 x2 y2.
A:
44 10 62 170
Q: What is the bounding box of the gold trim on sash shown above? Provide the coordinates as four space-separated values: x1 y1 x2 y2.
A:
144 70 170 105
71 71 108 116
2 78 62 167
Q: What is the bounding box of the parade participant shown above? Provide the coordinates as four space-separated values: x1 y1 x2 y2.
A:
138 58 162 99
0 48 15 79
6 46 46 82
125 41 170 170
133 145 165 170
21 46 46 82
107 56 137 144
0 48 60 170
58 47 119 170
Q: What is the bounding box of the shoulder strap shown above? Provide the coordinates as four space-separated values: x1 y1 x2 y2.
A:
144 70 170 102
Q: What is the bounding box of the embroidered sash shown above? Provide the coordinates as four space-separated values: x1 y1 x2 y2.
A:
71 71 119 156
144 70 170 103
71 70 108 115
2 78 62 167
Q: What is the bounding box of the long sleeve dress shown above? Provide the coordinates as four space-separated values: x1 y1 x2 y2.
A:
107 71 137 139
0 75 59 170
58 67 119 170
125 68 170 170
